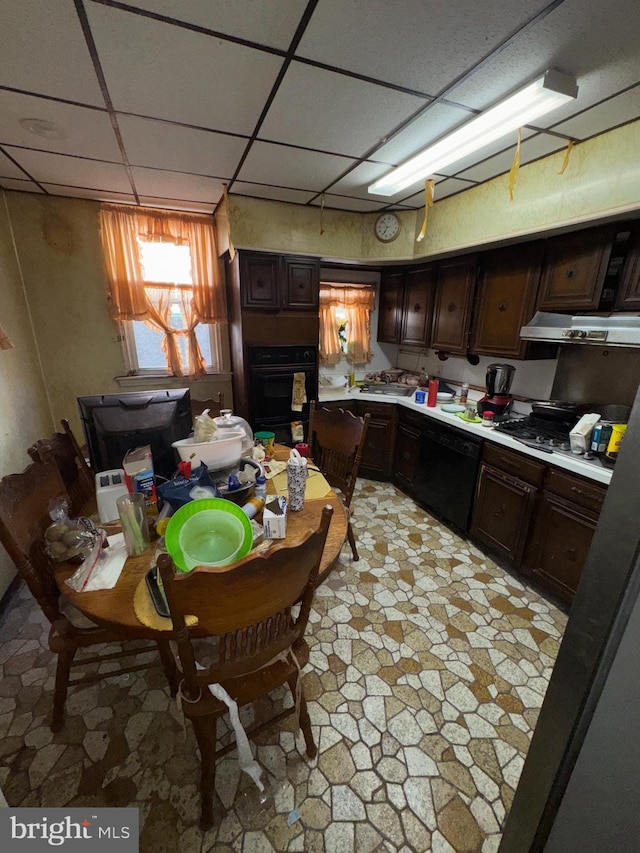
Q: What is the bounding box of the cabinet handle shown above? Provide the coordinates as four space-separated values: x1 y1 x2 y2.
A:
564 548 577 561
566 267 577 280
498 301 508 312
570 486 586 497
493 506 505 519
413 303 421 312
447 302 457 312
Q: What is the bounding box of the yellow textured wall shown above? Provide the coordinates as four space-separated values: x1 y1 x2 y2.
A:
227 118 640 261
0 193 51 596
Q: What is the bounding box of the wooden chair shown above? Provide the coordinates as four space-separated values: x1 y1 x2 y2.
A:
157 504 334 830
190 391 225 419
28 419 95 517
0 458 176 732
307 400 370 561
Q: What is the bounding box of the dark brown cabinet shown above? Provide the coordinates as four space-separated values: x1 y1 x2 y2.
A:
616 224 640 309
240 251 319 311
431 256 477 354
400 265 436 347
356 400 397 480
377 271 404 343
471 242 555 359
536 225 615 311
393 409 423 492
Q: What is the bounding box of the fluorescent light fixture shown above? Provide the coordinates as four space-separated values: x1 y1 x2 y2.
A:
368 69 578 197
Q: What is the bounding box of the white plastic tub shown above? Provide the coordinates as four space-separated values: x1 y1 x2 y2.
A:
172 432 243 471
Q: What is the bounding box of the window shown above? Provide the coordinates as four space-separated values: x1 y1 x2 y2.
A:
99 205 227 379
319 284 375 364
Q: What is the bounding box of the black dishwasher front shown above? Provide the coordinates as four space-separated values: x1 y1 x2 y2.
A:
415 421 482 533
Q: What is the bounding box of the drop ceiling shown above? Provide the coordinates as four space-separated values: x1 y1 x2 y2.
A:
1 0 638 215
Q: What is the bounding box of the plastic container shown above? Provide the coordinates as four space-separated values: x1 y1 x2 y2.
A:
178 509 247 569
116 492 150 557
172 432 243 471
242 497 265 519
214 409 254 456
254 476 267 502
427 379 438 407
415 390 426 404
481 411 495 428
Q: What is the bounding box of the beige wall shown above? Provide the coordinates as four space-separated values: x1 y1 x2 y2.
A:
0 193 51 596
227 119 640 261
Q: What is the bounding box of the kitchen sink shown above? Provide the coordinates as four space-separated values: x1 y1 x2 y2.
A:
360 384 416 397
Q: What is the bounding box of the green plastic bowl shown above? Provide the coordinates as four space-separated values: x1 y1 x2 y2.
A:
164 498 252 572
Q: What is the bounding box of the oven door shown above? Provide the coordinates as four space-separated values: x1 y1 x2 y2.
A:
249 365 317 424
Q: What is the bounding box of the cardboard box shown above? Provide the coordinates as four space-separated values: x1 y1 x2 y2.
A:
263 496 287 539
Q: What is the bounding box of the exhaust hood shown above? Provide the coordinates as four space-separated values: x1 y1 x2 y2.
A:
520 311 640 347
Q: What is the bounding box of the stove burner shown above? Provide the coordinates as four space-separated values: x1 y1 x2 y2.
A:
494 415 603 467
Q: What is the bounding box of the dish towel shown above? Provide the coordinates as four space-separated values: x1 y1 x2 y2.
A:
292 372 307 412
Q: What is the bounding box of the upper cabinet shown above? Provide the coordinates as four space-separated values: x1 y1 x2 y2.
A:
615 223 640 309
471 242 555 360
430 256 477 354
240 251 319 311
536 225 616 311
400 265 436 347
377 270 404 343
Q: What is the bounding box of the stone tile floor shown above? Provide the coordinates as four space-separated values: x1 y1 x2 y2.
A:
0 480 567 852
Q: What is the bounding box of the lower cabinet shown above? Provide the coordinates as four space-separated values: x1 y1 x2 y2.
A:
356 400 397 480
470 465 537 565
393 409 423 492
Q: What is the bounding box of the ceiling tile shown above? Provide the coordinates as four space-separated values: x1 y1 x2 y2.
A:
330 162 403 200
310 194 389 212
373 102 474 166
118 115 246 176
131 167 225 204
260 62 426 157
124 0 307 50
0 178 43 194
552 86 640 141
137 197 216 213
4 148 132 193
231 182 316 205
41 184 136 204
455 133 565 183
0 0 105 105
447 0 640 127
0 90 120 161
0 152 32 180
401 178 478 207
237 141 357 192
297 0 550 95
85 2 284 135
433 128 538 178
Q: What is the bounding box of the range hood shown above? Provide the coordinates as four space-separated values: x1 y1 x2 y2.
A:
520 311 640 347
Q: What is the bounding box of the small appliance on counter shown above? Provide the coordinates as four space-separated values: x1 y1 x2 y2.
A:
477 363 516 416
95 468 129 523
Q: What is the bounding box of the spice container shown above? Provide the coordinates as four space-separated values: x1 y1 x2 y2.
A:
460 383 469 404
481 411 495 428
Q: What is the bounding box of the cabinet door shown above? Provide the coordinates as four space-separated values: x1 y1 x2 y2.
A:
400 265 436 346
240 253 280 310
377 271 404 343
470 465 536 565
524 492 598 603
471 243 543 358
615 225 640 309
393 421 421 492
537 225 614 311
283 258 319 311
356 402 396 480
431 256 477 354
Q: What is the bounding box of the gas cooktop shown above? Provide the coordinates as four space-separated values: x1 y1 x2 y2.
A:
494 415 608 467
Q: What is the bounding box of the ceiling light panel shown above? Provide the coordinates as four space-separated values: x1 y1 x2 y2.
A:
0 91 121 162
126 0 308 50
237 141 358 192
4 148 132 193
297 0 550 95
117 115 246 176
86 3 284 135
260 62 425 157
0 0 105 106
373 102 476 166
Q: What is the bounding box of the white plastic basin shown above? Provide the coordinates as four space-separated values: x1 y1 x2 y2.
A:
172 432 243 471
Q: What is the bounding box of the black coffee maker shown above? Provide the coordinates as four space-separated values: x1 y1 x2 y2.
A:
477 363 516 415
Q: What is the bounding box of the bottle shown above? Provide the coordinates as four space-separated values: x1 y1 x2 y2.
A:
482 411 495 428
427 379 438 407
242 497 265 519
460 383 469 405
254 475 267 502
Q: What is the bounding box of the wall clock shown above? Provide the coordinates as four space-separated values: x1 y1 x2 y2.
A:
374 212 401 243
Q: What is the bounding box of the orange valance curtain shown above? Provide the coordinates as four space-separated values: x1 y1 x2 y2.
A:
319 284 375 364
99 205 225 377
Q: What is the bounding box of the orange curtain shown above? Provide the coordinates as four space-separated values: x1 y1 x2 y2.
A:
98 204 225 374
319 287 342 364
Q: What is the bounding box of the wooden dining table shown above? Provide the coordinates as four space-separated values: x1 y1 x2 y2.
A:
54 444 347 638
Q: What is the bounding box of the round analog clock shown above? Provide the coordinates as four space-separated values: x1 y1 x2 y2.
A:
374 212 401 243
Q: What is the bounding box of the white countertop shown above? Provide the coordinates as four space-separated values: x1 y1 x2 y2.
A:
318 388 613 486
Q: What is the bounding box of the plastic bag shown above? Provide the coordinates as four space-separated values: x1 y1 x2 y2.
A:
65 530 126 593
193 409 217 443
157 463 220 511
44 498 100 563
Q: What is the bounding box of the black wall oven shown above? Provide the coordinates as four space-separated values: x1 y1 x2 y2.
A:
247 345 318 445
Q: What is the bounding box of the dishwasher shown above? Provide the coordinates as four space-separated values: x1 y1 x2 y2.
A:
415 420 483 533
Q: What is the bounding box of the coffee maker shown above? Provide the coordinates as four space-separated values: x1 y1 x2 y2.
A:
477 363 515 415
